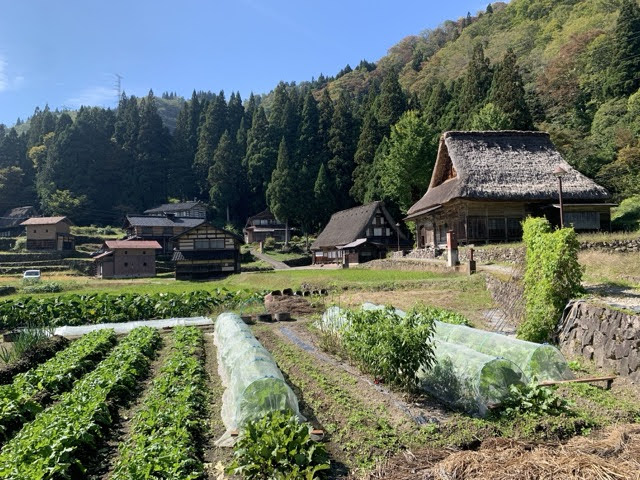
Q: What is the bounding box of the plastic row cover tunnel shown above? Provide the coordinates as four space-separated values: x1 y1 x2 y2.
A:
419 339 526 416
214 312 303 446
433 322 574 382
329 302 573 383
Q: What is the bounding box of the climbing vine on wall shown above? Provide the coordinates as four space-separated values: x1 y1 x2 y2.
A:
518 217 583 343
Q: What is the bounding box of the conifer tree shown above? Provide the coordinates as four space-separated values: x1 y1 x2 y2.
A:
245 106 277 211
327 92 357 210
458 44 493 123
375 69 407 131
489 49 533 130
317 89 334 164
313 162 335 229
171 91 200 199
609 0 640 96
209 130 241 222
194 92 227 196
227 92 245 138
266 138 296 244
351 97 382 202
298 91 322 174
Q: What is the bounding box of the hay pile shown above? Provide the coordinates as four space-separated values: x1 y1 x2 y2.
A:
263 293 316 317
367 425 640 480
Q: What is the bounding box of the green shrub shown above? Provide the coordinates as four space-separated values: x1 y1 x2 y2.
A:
612 195 640 231
227 410 330 480
263 237 276 250
519 217 583 343
11 238 26 252
409 303 471 326
341 307 436 390
21 282 62 294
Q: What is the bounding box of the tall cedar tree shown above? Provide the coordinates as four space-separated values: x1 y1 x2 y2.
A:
317 89 334 164
375 69 407 132
171 91 200 199
194 92 227 196
313 162 335 229
609 0 640 97
458 43 493 124
227 92 245 139
266 138 296 244
351 96 383 202
424 81 452 131
244 106 277 212
209 130 242 222
327 91 357 210
135 91 171 210
488 49 534 130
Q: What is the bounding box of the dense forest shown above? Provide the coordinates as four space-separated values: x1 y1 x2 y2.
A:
1 0 640 232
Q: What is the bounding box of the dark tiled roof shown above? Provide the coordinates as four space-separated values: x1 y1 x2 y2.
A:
407 131 610 217
311 201 406 250
143 201 203 214
125 216 205 228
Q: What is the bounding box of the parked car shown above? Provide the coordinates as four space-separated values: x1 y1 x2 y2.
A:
22 269 41 282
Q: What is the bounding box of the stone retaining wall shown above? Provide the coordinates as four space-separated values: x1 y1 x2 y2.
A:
558 301 640 382
484 273 525 324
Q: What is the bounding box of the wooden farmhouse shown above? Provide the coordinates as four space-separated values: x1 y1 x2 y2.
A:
406 131 613 248
243 209 289 243
171 222 242 280
123 215 205 254
20 216 75 251
93 240 161 279
143 200 207 219
0 206 38 237
311 201 409 265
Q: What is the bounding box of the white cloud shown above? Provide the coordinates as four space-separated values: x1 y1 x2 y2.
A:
65 86 116 108
0 57 8 92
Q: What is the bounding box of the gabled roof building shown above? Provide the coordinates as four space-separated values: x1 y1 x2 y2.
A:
311 201 409 265
94 240 162 279
20 216 75 251
123 215 205 254
243 209 289 244
0 206 39 237
406 131 613 248
143 201 206 219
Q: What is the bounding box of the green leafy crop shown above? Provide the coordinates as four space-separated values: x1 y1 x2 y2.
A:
0 326 160 479
227 410 330 480
496 383 572 419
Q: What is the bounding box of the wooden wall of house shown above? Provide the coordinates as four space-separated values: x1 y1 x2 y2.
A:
175 224 238 251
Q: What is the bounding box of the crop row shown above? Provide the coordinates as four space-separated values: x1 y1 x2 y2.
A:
110 326 207 480
0 326 161 479
0 289 261 329
0 329 116 443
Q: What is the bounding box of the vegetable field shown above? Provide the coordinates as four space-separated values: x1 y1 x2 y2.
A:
0 305 637 479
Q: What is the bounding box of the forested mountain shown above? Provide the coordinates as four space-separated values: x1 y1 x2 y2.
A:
1 0 639 232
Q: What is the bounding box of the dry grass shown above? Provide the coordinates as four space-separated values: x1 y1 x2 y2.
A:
579 250 640 287
367 424 640 480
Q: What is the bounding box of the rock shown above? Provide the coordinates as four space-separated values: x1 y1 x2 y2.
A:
619 356 630 376
583 345 595 361
581 329 594 347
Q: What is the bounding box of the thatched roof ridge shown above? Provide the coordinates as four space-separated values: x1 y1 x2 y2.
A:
0 206 38 228
407 131 610 217
144 200 204 214
311 201 406 250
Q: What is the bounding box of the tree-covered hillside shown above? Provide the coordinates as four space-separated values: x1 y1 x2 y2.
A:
0 0 639 231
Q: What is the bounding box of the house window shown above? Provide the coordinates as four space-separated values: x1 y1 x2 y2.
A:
467 217 487 240
45 229 48 233
565 212 600 230
507 218 523 239
373 227 383 236
124 251 128 254
386 228 391 236
163 227 173 235
142 251 146 255
143 262 147 266
124 262 128 267
33 229 36 233
488 217 506 239
210 239 225 249
141 227 153 235
195 239 208 249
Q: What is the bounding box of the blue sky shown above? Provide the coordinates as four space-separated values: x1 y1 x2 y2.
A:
0 0 491 126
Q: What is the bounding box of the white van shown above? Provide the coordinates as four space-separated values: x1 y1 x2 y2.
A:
23 269 41 282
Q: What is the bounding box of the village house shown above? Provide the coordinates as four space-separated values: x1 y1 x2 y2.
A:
311 201 409 265
20 216 75 251
143 200 207 219
93 240 161 279
0 206 39 237
123 215 205 254
406 131 613 248
243 209 290 243
171 222 242 280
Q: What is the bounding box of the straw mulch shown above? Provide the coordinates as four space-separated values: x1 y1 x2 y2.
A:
264 293 316 316
366 424 640 480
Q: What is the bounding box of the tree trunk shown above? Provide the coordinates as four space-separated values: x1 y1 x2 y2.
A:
285 219 289 246
226 205 230 223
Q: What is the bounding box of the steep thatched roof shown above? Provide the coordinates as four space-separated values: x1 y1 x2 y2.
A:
311 201 406 250
407 131 610 218
143 201 204 214
0 206 38 228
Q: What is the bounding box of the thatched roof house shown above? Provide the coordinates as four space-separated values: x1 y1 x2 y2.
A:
407 131 613 248
312 201 409 265
243 209 289 244
0 206 38 236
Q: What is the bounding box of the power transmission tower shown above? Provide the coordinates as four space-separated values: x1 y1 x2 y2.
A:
114 73 124 104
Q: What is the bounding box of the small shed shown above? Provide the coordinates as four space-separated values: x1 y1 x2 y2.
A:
172 222 242 280
94 240 162 279
20 216 75 251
